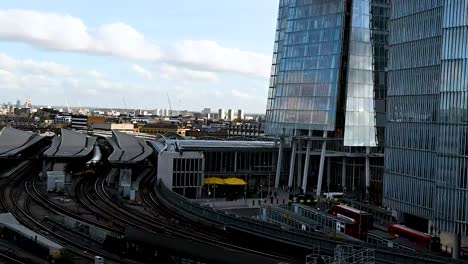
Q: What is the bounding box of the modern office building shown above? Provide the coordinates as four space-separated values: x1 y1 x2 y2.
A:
384 0 468 255
218 109 225 120
227 109 234 121
237 109 245 120
265 0 389 203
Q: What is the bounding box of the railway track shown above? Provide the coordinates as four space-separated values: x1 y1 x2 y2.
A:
0 162 136 264
86 168 301 263
0 252 27 264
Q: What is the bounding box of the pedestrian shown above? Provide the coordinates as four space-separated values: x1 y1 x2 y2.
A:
270 196 274 204
274 191 277 198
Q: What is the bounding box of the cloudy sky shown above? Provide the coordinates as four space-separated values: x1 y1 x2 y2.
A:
0 0 278 113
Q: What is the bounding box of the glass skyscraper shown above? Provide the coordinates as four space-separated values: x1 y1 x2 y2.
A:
385 0 468 246
266 0 389 202
265 0 385 147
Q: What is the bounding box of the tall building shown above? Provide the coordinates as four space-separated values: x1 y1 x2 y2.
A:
265 0 389 202
202 108 211 116
384 0 468 254
218 109 224 120
237 109 244 120
227 109 234 121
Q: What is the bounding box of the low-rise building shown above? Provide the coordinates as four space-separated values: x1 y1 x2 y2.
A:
138 122 187 137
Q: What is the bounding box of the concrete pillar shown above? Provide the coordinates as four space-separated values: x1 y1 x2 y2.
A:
365 147 370 195
302 138 312 193
453 233 461 259
288 140 297 188
315 131 328 197
296 139 303 189
341 157 346 191
41 159 48 181
274 140 283 189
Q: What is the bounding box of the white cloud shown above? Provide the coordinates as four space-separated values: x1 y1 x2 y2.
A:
166 40 271 78
0 9 271 79
0 9 161 61
131 64 153 80
130 63 220 83
0 53 150 101
0 53 72 76
159 63 220 83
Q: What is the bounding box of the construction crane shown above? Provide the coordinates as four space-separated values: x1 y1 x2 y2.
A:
167 92 172 116
122 97 129 116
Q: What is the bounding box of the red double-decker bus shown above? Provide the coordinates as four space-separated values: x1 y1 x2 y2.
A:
328 204 373 239
388 224 441 251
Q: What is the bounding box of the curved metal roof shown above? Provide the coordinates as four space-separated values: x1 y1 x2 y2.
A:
0 127 45 158
106 130 153 164
44 129 96 158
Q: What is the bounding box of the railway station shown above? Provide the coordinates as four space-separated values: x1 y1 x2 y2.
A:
0 127 49 177
104 130 153 199
150 138 277 199
42 129 99 192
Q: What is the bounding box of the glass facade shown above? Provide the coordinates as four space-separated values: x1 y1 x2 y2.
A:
344 0 377 146
385 0 468 234
265 0 346 135
265 0 387 149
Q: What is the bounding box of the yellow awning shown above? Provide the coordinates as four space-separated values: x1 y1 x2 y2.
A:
223 178 247 185
204 177 225 185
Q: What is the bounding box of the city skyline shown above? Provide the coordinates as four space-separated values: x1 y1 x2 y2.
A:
0 0 279 113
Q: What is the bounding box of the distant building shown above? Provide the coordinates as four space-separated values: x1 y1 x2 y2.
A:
227 109 233 121
202 108 211 116
54 115 71 124
139 122 186 137
87 116 106 128
218 109 224 120
71 115 88 130
237 109 244 120
93 123 134 131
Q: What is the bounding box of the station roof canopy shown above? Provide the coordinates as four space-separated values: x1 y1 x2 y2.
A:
106 130 153 164
0 127 45 158
0 213 62 253
44 129 96 158
153 139 277 152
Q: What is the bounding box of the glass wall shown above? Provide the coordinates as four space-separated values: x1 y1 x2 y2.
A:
344 0 377 146
385 0 468 234
265 0 346 135
384 0 443 220
434 0 468 234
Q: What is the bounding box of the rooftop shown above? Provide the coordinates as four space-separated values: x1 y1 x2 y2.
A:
106 130 153 164
0 127 45 158
43 129 97 158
